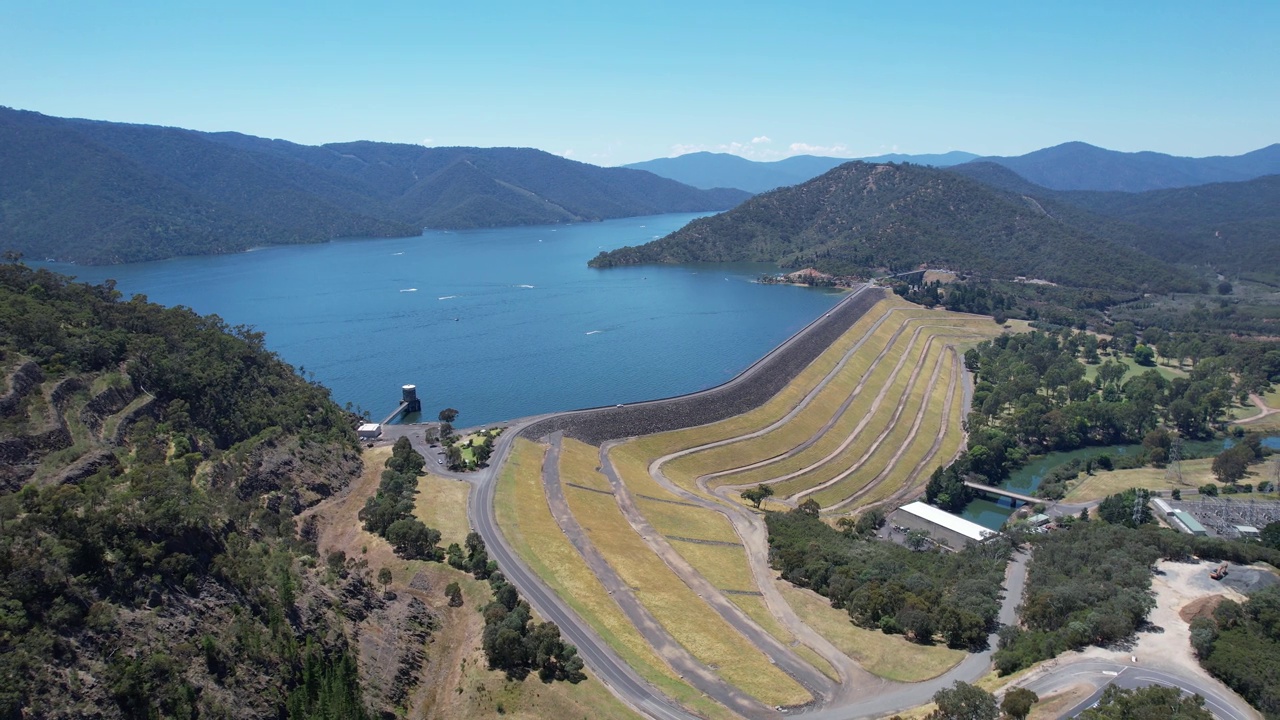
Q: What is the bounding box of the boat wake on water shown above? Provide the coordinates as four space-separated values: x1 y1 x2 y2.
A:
437 295 457 300
399 288 418 292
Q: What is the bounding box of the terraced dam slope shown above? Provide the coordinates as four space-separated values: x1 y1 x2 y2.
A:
498 291 1016 717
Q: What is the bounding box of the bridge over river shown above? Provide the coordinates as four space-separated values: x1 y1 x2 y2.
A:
963 481 1040 506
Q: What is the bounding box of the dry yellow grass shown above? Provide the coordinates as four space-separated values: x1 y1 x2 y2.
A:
414 473 472 547
563 475 809 707
604 444 840 684
810 348 952 506
1062 458 1237 503
690 315 992 487
840 355 958 510
558 436 613 492
668 541 757 591
722 325 934 492
727 594 841 682
608 443 739 542
1027 684 1094 720
494 439 737 720
768 340 947 499
776 581 963 682
667 313 925 481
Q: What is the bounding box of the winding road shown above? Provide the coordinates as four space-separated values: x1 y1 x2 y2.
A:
382 286 1258 719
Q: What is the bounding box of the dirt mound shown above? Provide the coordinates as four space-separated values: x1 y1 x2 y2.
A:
1179 594 1230 624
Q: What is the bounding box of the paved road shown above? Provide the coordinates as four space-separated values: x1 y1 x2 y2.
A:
379 287 1259 720
1023 660 1258 720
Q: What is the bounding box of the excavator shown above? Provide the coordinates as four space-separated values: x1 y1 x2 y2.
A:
1210 562 1229 580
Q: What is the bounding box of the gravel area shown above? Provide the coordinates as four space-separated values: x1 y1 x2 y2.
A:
521 286 886 445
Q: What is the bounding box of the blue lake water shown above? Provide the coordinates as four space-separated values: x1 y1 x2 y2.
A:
45 213 843 426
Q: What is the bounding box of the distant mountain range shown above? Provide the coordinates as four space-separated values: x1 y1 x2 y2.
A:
976 141 1280 192
0 107 749 264
626 143 1280 195
622 151 978 193
591 161 1196 293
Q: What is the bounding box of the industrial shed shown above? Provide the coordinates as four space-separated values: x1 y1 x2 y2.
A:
891 501 1000 550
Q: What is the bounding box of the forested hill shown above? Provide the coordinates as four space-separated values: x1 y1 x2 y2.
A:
0 107 749 264
973 141 1280 192
591 161 1194 292
0 262 374 717
949 163 1280 273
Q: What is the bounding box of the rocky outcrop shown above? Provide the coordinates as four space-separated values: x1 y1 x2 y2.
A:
0 360 43 416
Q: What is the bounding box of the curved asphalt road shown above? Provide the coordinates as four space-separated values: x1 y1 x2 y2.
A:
1022 659 1258 720
383 285 1258 720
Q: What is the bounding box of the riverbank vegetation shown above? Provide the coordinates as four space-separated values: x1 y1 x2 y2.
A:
926 327 1278 511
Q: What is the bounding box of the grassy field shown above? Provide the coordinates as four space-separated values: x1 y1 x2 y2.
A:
1082 354 1186 383
413 473 472 547
727 593 841 682
604 444 843 680
716 324 933 492
493 439 737 720
608 443 739 543
767 340 947 499
776 581 963 682
562 472 810 707
809 347 951 506
1062 458 1229 502
826 354 958 511
559 437 613 492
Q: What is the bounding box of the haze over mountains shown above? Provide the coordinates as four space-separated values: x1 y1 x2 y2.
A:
623 150 978 193
628 143 1280 194
0 107 748 264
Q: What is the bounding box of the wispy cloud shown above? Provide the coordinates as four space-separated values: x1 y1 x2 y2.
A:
420 138 434 146
553 149 575 158
788 142 849 156
667 137 853 161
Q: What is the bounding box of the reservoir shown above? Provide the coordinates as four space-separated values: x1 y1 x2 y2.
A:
48 213 843 426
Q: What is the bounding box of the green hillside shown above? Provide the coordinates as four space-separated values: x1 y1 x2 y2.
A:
949 163 1280 273
0 261 372 716
592 161 1194 292
0 107 749 264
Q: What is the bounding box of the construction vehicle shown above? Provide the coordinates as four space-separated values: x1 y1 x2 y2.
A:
1210 562 1229 580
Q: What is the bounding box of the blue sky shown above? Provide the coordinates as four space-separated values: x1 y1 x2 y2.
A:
2 1 1276 165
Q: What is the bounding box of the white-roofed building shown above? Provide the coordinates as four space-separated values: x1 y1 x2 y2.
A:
890 501 1000 550
357 423 382 440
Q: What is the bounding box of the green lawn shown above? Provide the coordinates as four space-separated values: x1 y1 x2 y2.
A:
1082 353 1186 383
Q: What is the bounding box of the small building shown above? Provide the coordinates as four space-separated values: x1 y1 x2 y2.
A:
1171 510 1208 536
357 423 382 441
1151 498 1174 517
1236 525 1261 539
891 501 999 550
1027 513 1051 527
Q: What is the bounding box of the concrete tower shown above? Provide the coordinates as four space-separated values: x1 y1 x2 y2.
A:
402 384 421 413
